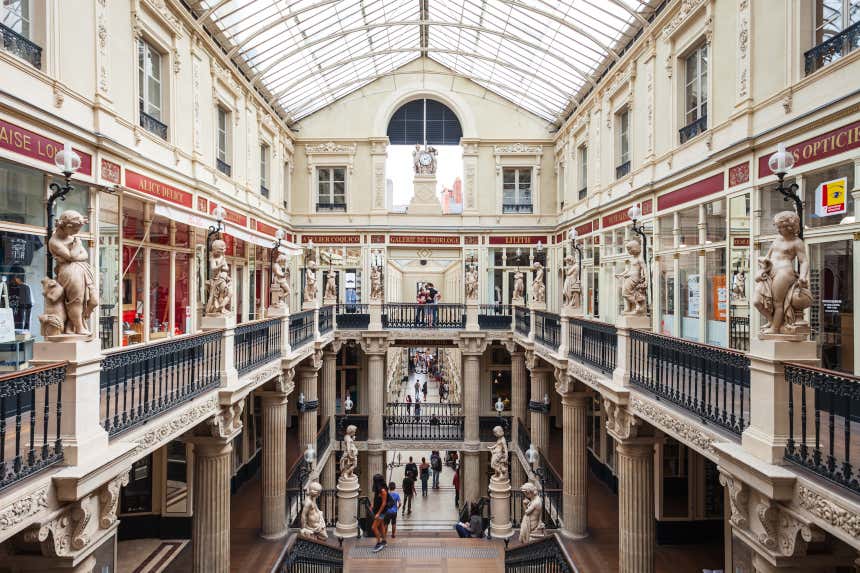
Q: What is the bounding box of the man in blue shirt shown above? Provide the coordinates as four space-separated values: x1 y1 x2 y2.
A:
387 481 401 538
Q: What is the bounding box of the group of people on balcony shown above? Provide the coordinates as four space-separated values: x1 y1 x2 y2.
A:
415 283 440 325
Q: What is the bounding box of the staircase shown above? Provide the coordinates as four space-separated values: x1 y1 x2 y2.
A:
343 537 504 573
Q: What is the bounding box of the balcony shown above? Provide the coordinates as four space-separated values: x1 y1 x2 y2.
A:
0 24 41 69
478 304 513 329
383 413 464 440
289 309 315 348
316 202 346 212
382 303 465 329
502 203 533 214
578 186 587 200
318 305 333 335
260 184 269 198
615 161 631 179
216 158 232 177
335 303 369 330
138 101 168 140
805 21 860 75
568 317 617 374
534 310 561 351
234 318 281 375
679 115 708 144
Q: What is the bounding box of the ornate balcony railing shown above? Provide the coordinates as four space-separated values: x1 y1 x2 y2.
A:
335 414 368 441
730 316 750 352
578 186 587 200
0 362 66 492
479 416 512 442
335 303 369 329
316 202 347 212
289 310 315 348
505 533 574 573
318 305 334 335
629 330 750 436
100 330 223 436
784 363 860 495
216 158 232 177
534 310 560 351
234 318 281 375
568 317 617 375
805 21 860 75
502 203 534 214
260 184 269 198
679 115 708 144
382 415 464 440
478 304 513 329
138 101 168 140
514 306 530 337
615 160 631 179
0 24 41 69
385 402 462 417
273 535 343 573
382 303 465 329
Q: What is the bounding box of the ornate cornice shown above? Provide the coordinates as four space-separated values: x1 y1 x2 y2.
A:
662 0 708 40
629 396 716 455
0 486 48 533
135 396 219 454
797 484 860 538
492 143 543 155
304 142 357 155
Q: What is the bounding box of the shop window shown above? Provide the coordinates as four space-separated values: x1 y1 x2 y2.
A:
502 168 533 213
0 160 46 228
706 249 727 346
175 252 190 335
99 192 120 350
677 205 699 247
577 145 588 199
121 455 153 514
680 43 708 144
149 250 170 337
122 196 148 242
216 107 232 176
316 167 346 212
807 0 860 74
615 108 631 179
729 193 751 233
149 213 170 246
121 246 145 346
805 163 854 229
704 198 726 243
679 251 700 342
659 257 675 336
138 39 166 139
759 178 796 231
809 240 853 373
658 214 675 251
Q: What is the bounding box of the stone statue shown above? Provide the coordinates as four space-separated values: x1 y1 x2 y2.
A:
412 144 438 175
752 211 812 339
489 426 509 481
271 253 291 308
323 270 337 303
519 483 546 544
731 269 746 301
616 238 647 315
370 265 384 302
512 271 525 304
304 260 318 304
299 481 328 541
205 238 233 315
531 262 546 304
38 277 65 337
47 210 98 336
465 264 479 301
339 425 358 480
562 254 582 310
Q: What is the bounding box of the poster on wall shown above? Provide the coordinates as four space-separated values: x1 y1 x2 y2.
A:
712 275 727 321
687 274 701 318
814 177 847 217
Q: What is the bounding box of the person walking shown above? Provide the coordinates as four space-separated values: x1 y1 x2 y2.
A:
452 466 460 507
405 457 418 480
405 394 412 415
414 379 421 400
401 473 415 515
387 482 401 538
419 457 430 496
430 451 442 489
414 398 421 417
371 474 392 552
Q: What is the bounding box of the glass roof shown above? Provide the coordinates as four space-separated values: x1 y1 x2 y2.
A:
193 0 656 123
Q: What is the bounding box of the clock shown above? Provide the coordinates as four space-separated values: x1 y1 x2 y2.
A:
419 152 433 166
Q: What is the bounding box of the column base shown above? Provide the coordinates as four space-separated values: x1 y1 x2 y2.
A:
335 475 360 539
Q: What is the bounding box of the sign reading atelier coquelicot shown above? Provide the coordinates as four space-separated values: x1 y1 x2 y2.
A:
0 118 93 175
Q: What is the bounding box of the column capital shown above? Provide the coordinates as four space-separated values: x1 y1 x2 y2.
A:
503 340 524 356
325 339 343 357
560 391 591 406
258 390 290 406
360 332 389 355
277 368 295 394
458 332 488 356
603 399 641 442
615 437 655 457
525 350 551 373
188 402 244 443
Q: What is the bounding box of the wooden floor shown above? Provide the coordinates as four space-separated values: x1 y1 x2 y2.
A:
344 537 504 573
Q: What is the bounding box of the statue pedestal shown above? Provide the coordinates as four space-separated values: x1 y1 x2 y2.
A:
267 304 289 318
201 314 236 330
302 300 318 312
612 313 650 387
335 475 360 539
408 175 442 215
368 302 383 331
489 476 513 539
465 301 479 331
323 296 337 306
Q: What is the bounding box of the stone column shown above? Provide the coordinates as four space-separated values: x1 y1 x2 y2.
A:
188 404 243 573
259 390 289 539
527 360 550 453
616 439 655 573
510 349 527 443
561 392 590 538
320 346 339 428
298 366 319 450
459 333 487 505
511 457 526 489
362 333 388 491
321 454 336 489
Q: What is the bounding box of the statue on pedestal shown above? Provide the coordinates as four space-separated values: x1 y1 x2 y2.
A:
732 269 746 301
339 425 358 480
205 239 233 316
465 265 479 302
44 210 99 337
304 260 318 304
370 265 384 302
512 271 525 304
299 481 328 541
531 262 546 304
412 144 438 176
323 270 337 303
562 254 582 310
489 426 509 481
519 483 546 544
616 238 647 315
271 253 291 308
752 211 812 339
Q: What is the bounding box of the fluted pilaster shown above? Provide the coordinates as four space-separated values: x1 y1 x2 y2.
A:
320 350 337 426
529 368 549 452
562 393 590 538
463 353 481 443
617 439 655 573
462 450 480 504
260 392 289 539
321 454 336 489
191 438 233 573
298 367 318 450
511 351 527 439
367 352 384 441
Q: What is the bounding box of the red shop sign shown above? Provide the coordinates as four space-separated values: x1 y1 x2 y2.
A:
125 170 193 207
487 236 547 245
0 118 93 175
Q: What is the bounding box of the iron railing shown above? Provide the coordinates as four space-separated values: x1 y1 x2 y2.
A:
316 417 331 461
318 305 333 335
534 311 560 350
0 362 65 492
578 186 587 200
629 330 750 436
273 537 343 573
679 115 707 144
316 202 347 212
479 416 512 442
216 158 232 177
234 318 281 375
382 303 465 329
0 24 41 68
335 415 368 441
385 402 462 417
730 316 750 352
514 307 530 337
568 317 617 374
478 304 513 329
100 331 222 436
335 303 369 329
784 362 860 495
382 415 464 440
504 534 575 573
510 488 562 530
138 100 167 140
805 21 860 75
615 160 631 179
516 418 532 458
290 310 315 348
260 184 270 198
502 203 534 214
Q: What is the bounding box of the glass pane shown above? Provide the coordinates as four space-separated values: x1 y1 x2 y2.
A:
658 214 675 251
679 251 700 342
760 179 796 230
705 199 726 243
805 163 854 229
122 196 147 241
121 246 145 346
98 193 120 350
659 256 675 336
503 169 515 184
677 206 699 247
0 160 46 227
809 240 853 373
150 249 170 337
318 168 330 182
333 168 345 182
706 248 727 346
149 213 170 246
175 252 191 335
1 229 47 350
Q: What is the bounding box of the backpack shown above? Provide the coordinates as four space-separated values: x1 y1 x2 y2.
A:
431 456 442 471
384 490 395 512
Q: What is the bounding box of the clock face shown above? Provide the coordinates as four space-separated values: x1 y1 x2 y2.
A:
419 152 432 166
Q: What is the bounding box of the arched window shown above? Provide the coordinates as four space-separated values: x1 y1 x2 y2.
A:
387 99 462 146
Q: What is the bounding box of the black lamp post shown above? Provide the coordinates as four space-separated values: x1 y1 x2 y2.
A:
46 144 81 279
768 143 803 238
627 203 651 311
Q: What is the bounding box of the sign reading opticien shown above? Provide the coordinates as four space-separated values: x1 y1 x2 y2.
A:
758 120 860 177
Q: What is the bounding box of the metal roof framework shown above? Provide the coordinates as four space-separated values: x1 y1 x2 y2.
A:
190 0 656 123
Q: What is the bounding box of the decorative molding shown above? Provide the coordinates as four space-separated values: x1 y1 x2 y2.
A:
70 501 91 551
96 0 110 97
493 143 543 155
276 368 296 395
797 484 860 538
98 473 129 529
757 500 779 550
662 0 709 40
781 90 793 114
458 335 488 356
778 511 813 557
603 399 638 441
135 396 219 453
629 396 716 454
566 360 604 389
305 142 357 154
142 0 183 37
736 0 750 100
0 487 48 532
208 402 245 439
606 66 635 100
719 472 749 529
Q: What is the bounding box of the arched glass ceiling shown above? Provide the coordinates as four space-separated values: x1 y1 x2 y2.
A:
191 0 657 123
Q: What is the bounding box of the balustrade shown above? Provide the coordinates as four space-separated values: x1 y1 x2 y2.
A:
234 318 281 375
0 23 41 68
0 362 65 491
385 402 462 417
805 21 860 75
100 331 222 436
478 304 513 329
504 534 575 573
273 537 342 573
514 307 530 336
382 303 465 328
678 115 708 143
290 310 315 348
534 311 560 350
629 330 750 435
383 415 464 440
479 416 512 441
318 305 334 335
568 317 617 374
335 303 369 329
335 415 368 441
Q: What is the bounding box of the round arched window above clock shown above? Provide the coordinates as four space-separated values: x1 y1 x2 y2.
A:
387 99 462 146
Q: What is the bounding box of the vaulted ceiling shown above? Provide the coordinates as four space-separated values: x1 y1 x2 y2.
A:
191 0 658 124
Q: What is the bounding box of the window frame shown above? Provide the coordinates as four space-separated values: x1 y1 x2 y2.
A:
138 38 163 123
502 167 534 213
1 0 31 39
616 107 631 178
684 43 708 126
577 145 588 199
260 143 270 190
814 0 860 44
216 106 231 166
316 166 347 210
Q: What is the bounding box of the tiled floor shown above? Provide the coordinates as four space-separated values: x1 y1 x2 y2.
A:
343 537 504 573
